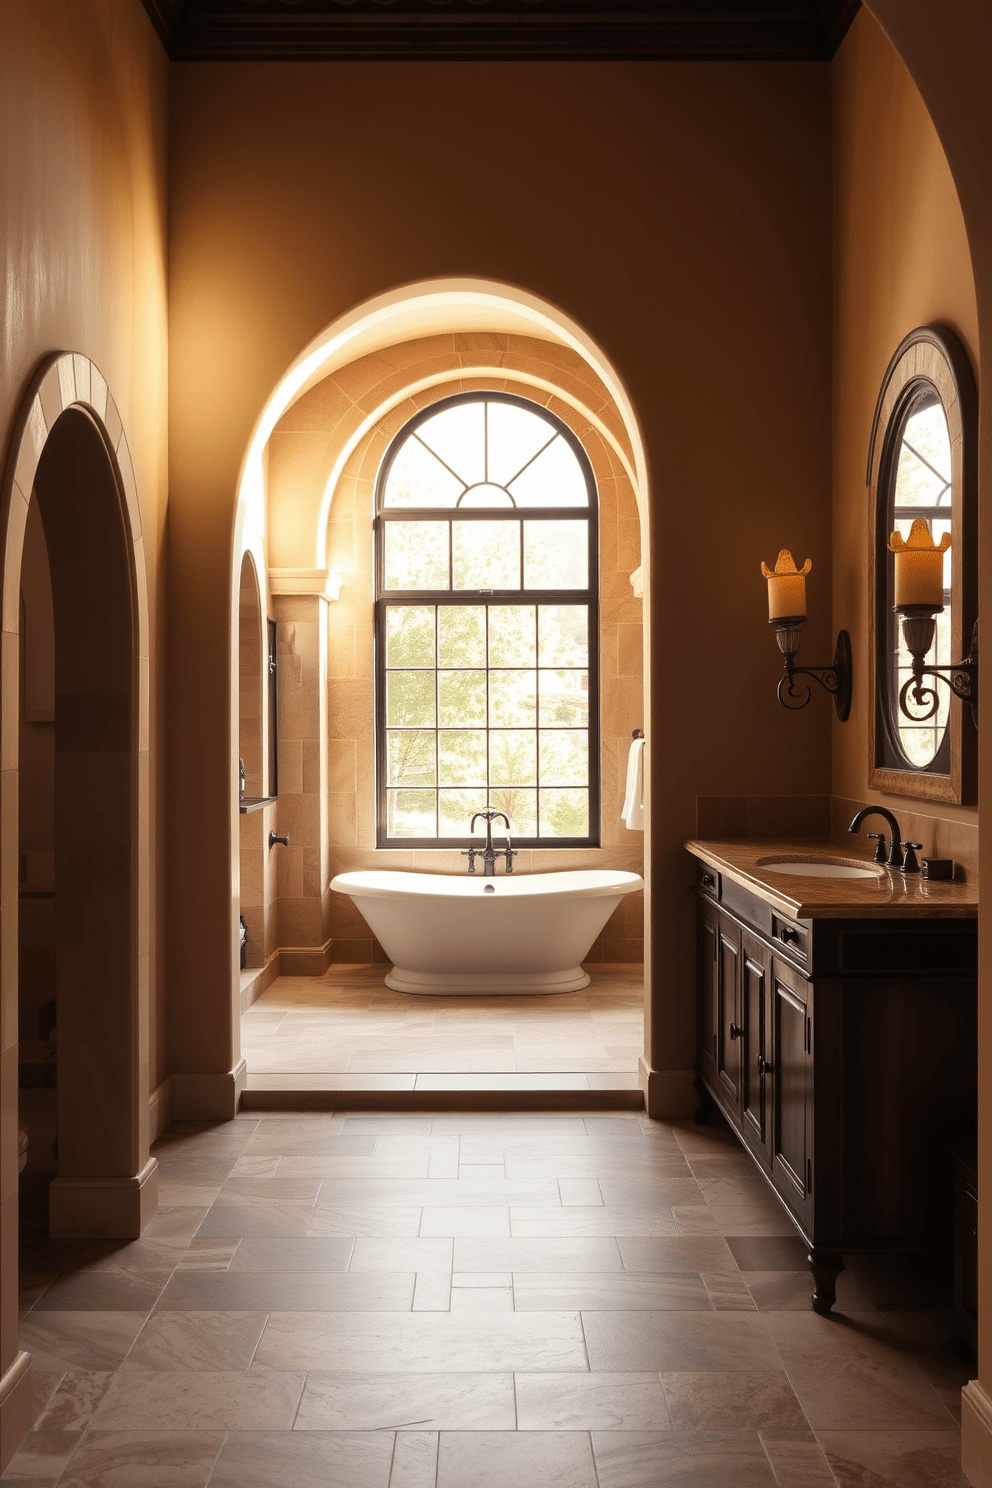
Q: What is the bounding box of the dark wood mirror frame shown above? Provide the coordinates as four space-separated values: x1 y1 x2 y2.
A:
867 325 977 804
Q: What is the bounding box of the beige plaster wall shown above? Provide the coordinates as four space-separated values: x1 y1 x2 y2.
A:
266 334 645 963
0 0 168 1465
832 10 980 863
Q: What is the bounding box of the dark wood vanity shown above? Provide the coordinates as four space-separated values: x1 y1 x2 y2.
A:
687 839 977 1312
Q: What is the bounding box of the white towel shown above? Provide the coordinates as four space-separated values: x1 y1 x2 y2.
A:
621 736 645 830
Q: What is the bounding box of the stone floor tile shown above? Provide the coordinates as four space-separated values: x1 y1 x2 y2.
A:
19 1313 149 1373
514 1372 671 1430
420 1207 510 1238
176 1239 240 1272
510 1207 678 1238
744 1269 876 1313
209 1430 394 1488
309 1206 423 1238
759 1438 839 1487
704 1205 800 1237
90 1369 305 1431
817 1428 973 1486
513 1272 711 1311
436 1431 598 1488
226 1236 354 1271
616 1235 739 1275
254 1310 588 1372
154 1268 415 1312
123 1311 268 1370
583 1310 784 1373
765 1311 957 1431
726 1236 809 1271
454 1237 623 1273
217 1175 323 1199
195 1198 316 1239
295 1370 515 1430
591 1430 778 1488
31 1270 172 1313
389 1431 439 1487
56 1430 224 1488
449 1286 513 1312
661 1370 811 1436
558 1178 603 1207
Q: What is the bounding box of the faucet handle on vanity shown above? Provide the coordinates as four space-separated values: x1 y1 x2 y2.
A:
900 842 923 874
503 836 517 874
865 832 888 864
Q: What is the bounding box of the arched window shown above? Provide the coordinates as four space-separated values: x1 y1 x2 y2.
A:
374 392 599 847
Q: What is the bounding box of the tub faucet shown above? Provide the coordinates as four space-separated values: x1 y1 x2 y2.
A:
469 810 511 876
848 806 903 869
504 834 517 874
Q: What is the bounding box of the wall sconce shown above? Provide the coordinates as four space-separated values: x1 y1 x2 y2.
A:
889 517 978 726
761 550 852 719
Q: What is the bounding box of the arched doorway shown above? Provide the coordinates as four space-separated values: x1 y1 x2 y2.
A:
0 354 155 1246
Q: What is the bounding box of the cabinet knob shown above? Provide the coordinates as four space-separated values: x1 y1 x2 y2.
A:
700 873 713 888
780 925 800 944
729 1022 744 1041
757 1055 774 1076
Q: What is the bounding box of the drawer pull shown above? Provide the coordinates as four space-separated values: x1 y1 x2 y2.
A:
700 873 714 889
729 1022 744 1041
757 1055 774 1076
780 926 801 945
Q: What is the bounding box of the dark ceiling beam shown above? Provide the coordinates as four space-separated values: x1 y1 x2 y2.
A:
140 0 860 62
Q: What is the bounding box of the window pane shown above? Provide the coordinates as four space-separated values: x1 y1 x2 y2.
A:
539 605 588 667
386 730 436 787
384 522 449 590
453 520 520 589
489 787 537 838
539 788 589 838
387 789 436 838
415 402 485 486
439 730 487 786
539 730 588 786
383 439 464 509
510 437 589 508
487 402 556 487
895 401 952 507
438 605 486 667
490 730 537 786
458 483 515 509
489 605 536 667
386 671 435 727
385 605 435 668
439 788 488 837
524 520 588 588
539 669 589 726
489 670 537 727
438 669 486 727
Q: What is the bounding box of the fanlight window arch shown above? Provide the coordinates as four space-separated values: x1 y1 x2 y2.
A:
374 392 600 847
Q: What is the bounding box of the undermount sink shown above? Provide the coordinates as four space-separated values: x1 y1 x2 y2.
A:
757 857 883 880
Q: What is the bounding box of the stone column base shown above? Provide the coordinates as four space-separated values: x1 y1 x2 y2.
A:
637 1059 698 1119
0 1352 37 1472
49 1156 158 1240
962 1379 992 1486
170 1059 247 1121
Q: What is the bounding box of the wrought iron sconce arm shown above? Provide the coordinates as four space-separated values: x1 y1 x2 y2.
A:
896 608 978 728
772 619 852 721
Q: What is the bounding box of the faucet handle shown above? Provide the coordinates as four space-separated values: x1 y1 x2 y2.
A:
503 836 517 874
461 848 478 874
900 842 923 874
865 832 888 864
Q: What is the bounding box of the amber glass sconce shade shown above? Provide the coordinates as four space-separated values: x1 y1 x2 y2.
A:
760 549 852 720
888 518 978 727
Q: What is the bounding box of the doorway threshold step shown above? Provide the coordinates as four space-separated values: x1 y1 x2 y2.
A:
240 1070 643 1111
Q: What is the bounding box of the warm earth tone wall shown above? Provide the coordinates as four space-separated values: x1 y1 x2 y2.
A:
265 333 645 965
831 8 980 856
167 56 834 1109
0 0 169 1468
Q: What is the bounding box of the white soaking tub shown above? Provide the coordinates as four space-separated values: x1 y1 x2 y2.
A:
329 868 643 995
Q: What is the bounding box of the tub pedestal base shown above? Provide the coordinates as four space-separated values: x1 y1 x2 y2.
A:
384 966 590 996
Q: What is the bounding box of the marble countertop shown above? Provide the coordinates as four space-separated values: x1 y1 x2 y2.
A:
684 837 978 920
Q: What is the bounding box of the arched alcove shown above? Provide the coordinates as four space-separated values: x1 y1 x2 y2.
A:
0 354 155 1258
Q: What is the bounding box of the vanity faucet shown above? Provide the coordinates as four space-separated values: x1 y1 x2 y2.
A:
847 806 904 870
467 810 512 876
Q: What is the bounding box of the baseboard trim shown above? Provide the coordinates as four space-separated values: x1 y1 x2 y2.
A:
170 1059 248 1121
638 1060 698 1119
962 1380 992 1486
279 939 333 977
49 1156 159 1239
240 951 281 1012
149 1077 172 1143
0 1351 36 1473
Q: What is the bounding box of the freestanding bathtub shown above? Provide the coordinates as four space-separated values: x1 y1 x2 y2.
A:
329 869 644 995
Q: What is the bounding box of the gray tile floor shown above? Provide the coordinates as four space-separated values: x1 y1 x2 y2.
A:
240 965 645 1075
5 1111 973 1487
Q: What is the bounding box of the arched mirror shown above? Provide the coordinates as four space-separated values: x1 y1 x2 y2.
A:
868 326 977 802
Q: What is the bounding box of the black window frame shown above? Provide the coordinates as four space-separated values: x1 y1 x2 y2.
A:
373 390 601 850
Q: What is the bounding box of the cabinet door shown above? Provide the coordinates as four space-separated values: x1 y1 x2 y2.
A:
771 957 813 1232
697 897 720 1086
740 930 772 1168
717 916 742 1108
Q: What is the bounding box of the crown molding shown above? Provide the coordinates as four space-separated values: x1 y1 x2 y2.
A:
140 0 860 62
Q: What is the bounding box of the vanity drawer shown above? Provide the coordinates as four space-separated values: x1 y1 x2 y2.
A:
696 862 720 899
772 913 809 966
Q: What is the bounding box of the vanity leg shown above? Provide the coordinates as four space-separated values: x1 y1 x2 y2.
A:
693 1077 714 1126
808 1250 844 1315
